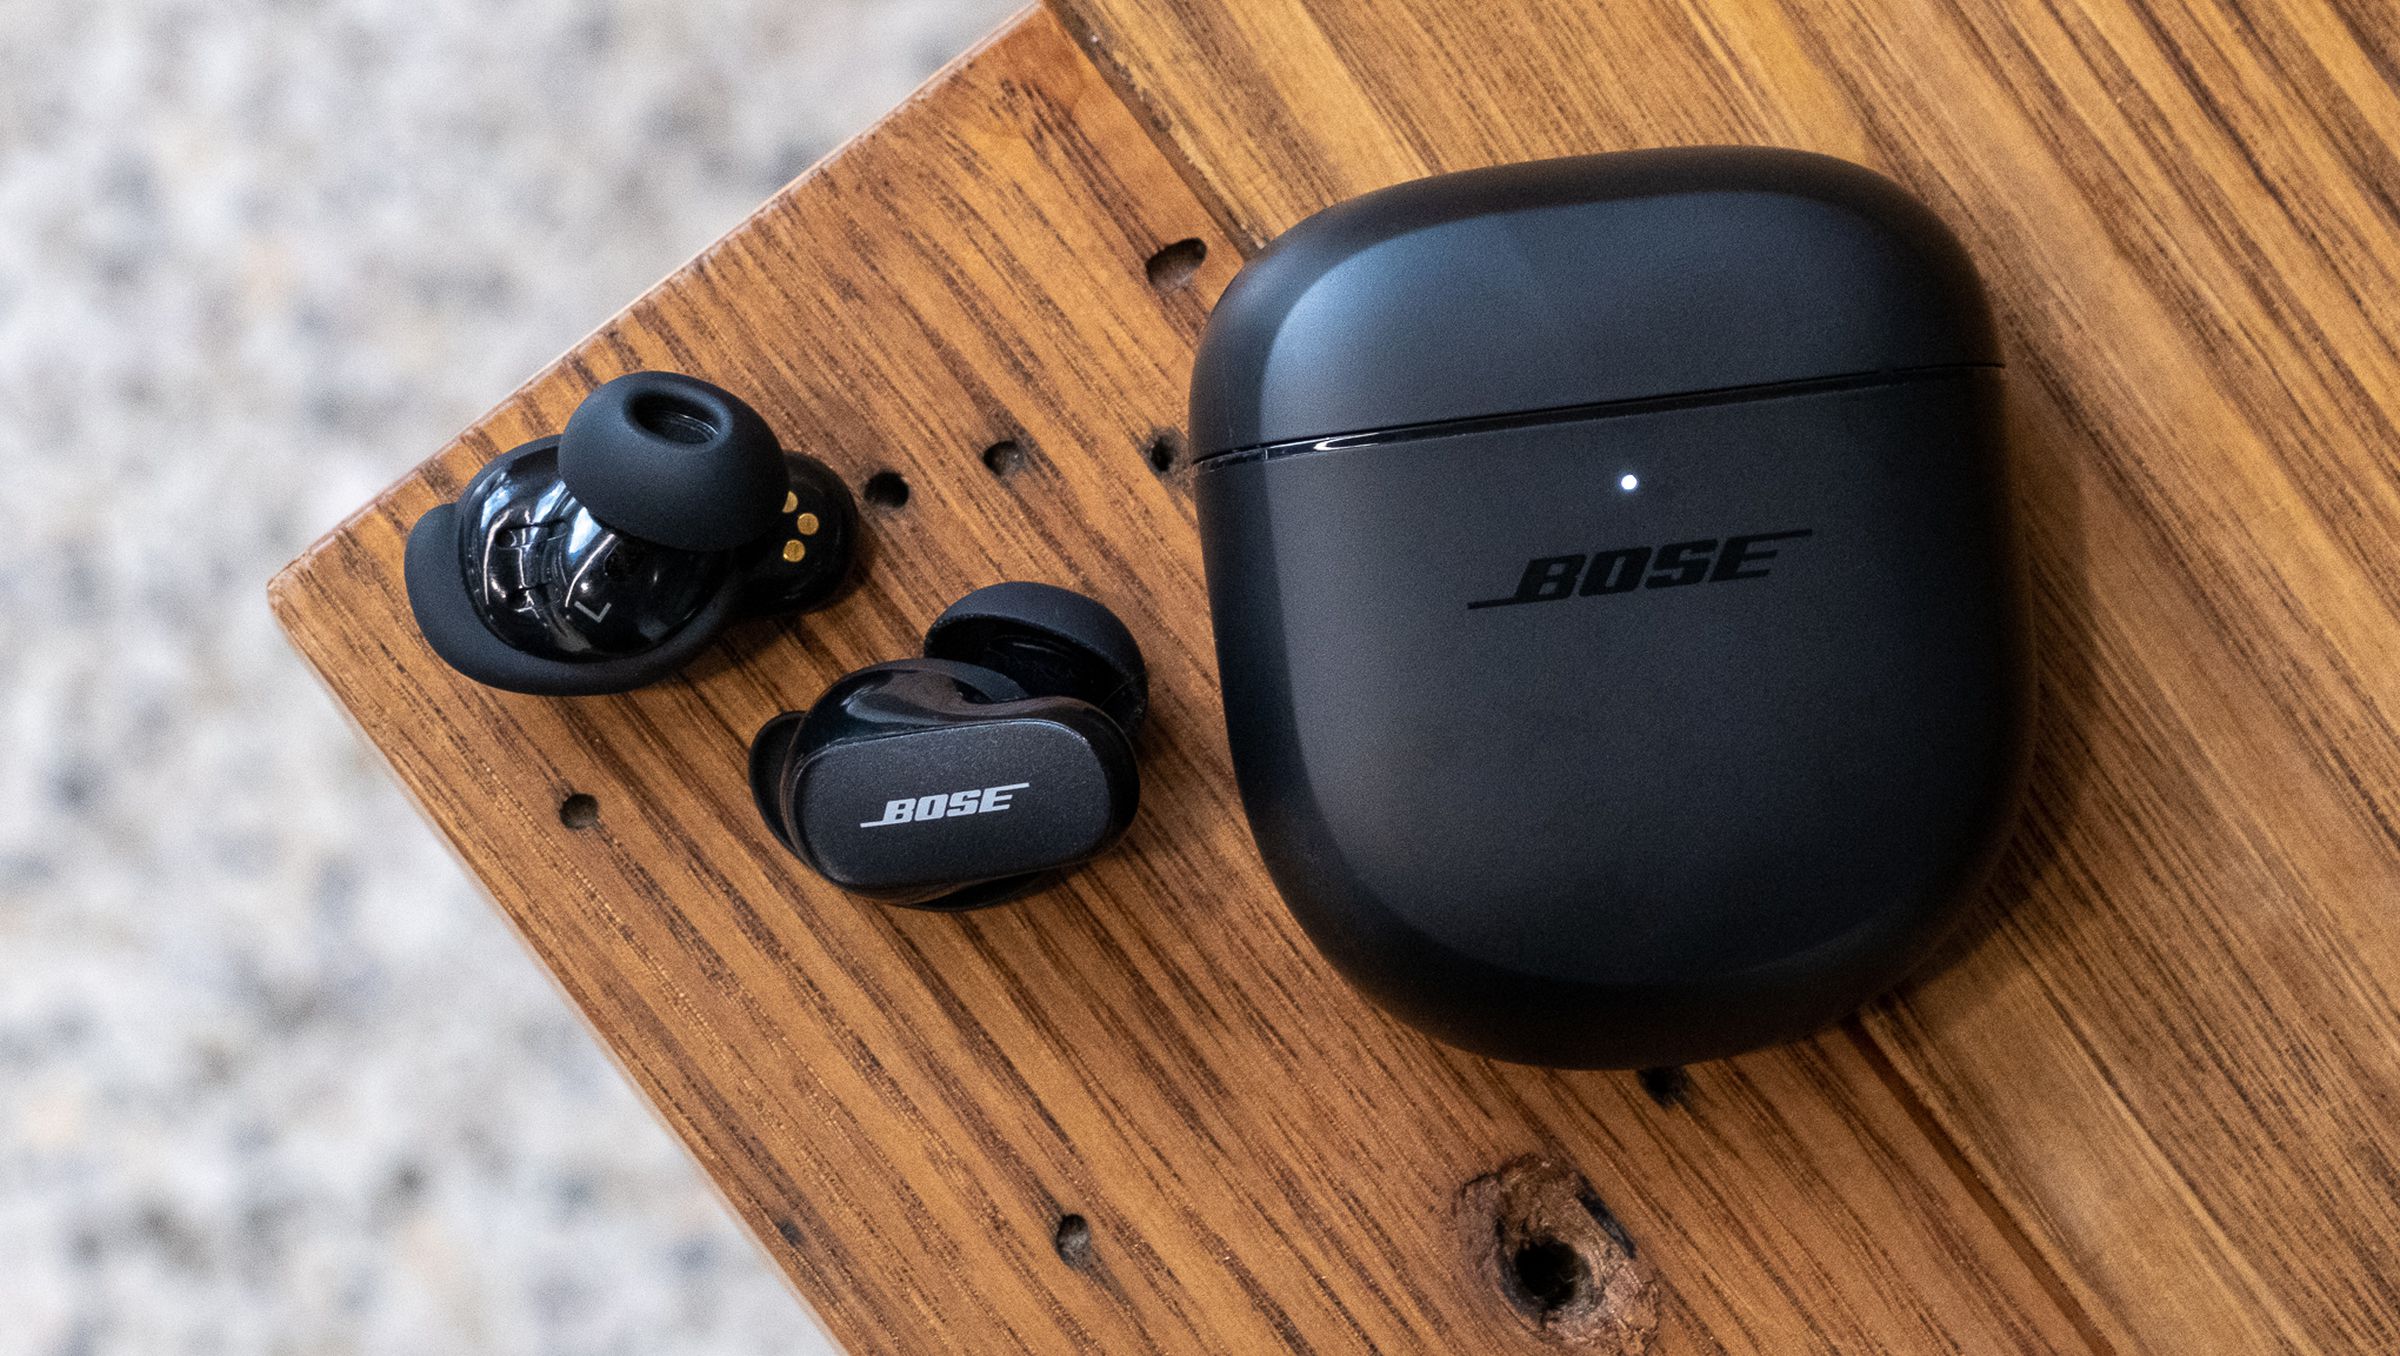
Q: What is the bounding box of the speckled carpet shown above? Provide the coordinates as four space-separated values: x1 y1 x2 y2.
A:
0 1 1013 1351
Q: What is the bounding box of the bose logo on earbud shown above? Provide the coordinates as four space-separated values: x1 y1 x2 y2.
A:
860 782 1031 829
1468 529 1815 610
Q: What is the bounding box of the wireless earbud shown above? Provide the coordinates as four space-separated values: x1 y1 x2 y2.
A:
749 582 1147 911
403 371 855 695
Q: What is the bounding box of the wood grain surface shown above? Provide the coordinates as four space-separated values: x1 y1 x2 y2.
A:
1045 0 2400 1350
264 9 2134 1354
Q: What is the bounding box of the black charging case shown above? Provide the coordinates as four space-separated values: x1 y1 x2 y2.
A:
1189 148 2027 1068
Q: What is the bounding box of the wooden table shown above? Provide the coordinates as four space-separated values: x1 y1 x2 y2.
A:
269 3 2400 1350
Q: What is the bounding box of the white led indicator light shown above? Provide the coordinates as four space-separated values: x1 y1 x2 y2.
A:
1618 473 1640 492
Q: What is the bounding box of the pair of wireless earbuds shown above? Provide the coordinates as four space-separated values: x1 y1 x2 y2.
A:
404 371 1146 909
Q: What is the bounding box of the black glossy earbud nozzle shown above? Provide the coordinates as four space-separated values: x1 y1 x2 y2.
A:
403 500 741 696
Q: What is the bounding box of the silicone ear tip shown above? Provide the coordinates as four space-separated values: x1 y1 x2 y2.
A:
402 499 741 696
557 371 787 551
923 582 1148 732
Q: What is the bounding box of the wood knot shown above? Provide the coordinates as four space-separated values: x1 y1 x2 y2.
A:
1458 1156 1657 1352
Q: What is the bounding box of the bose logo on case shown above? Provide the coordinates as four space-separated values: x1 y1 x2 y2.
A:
860 782 1031 829
1468 529 1814 610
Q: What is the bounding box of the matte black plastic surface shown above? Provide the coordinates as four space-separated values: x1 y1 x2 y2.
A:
749 659 1140 911
750 586 1148 911
1190 149 2026 1067
735 453 860 617
1189 147 1997 456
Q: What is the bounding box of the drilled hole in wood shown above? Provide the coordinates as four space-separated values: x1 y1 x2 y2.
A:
1052 1213 1093 1267
863 470 910 510
981 439 1025 477
558 794 600 830
1144 237 1207 291
1144 429 1184 476
1635 1065 1688 1109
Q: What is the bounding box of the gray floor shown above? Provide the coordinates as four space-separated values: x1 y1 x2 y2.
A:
0 1 1016 1351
